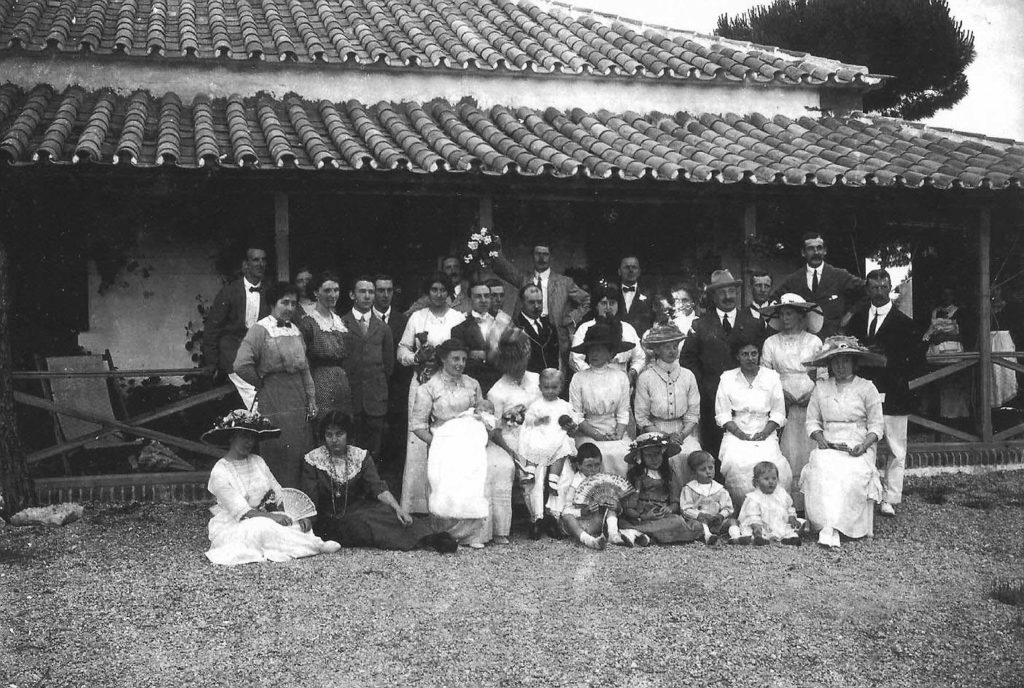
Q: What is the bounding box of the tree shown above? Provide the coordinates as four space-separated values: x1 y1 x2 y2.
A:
716 0 976 120
0 235 35 518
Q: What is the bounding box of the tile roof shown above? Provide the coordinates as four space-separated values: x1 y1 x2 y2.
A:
0 0 879 86
1 85 1020 189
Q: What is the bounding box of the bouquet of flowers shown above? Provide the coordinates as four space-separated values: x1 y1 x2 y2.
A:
462 226 500 269
501 404 526 427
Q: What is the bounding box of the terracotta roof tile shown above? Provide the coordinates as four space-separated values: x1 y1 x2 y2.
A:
0 0 877 86
1 85 1019 189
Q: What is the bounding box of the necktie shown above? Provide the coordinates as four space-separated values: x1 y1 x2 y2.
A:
359 315 368 334
622 285 636 293
381 314 387 324
722 313 732 334
249 286 261 293
811 269 819 292
869 311 879 338
534 275 542 288
275 319 292 329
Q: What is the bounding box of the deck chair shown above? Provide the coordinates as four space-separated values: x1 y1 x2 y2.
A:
38 352 141 470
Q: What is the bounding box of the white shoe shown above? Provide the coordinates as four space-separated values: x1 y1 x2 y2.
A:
321 540 342 554
880 502 896 517
467 542 485 550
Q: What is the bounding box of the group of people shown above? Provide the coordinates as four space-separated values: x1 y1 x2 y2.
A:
199 232 926 564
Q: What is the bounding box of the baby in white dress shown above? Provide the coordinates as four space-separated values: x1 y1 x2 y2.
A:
737 461 805 546
517 369 580 490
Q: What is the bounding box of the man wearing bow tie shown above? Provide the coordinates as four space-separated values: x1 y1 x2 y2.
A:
773 233 865 339
492 240 589 373
845 269 922 518
515 284 560 374
616 255 654 334
342 276 395 457
451 281 501 392
202 245 270 409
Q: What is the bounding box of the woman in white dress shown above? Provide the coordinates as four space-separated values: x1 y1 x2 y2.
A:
568 321 634 478
715 338 792 509
569 281 645 385
800 336 886 549
203 410 340 566
759 293 824 510
634 322 702 492
397 273 466 514
485 328 541 543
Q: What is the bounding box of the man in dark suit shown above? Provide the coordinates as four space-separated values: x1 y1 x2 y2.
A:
451 281 501 393
745 269 775 342
492 240 589 371
845 268 922 518
373 273 411 468
515 283 560 374
680 269 765 457
343 275 395 459
616 254 654 334
773 233 865 339
202 245 270 409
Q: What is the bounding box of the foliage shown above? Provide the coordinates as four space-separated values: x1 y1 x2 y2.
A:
716 0 976 120
184 294 212 366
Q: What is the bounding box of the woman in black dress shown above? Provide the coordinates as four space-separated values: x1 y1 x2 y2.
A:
299 411 456 553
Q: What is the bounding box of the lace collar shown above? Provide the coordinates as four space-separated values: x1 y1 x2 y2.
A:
258 315 302 338
307 309 348 333
303 445 367 485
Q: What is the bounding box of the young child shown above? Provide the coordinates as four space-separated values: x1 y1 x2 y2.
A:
736 461 804 546
619 433 704 545
679 450 741 545
517 369 580 535
560 443 648 549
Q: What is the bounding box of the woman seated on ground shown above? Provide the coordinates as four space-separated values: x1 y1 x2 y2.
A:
568 321 634 478
410 339 493 549
634 322 701 492
759 294 824 511
299 411 457 553
800 336 886 550
203 410 340 566
569 280 645 385
715 336 793 509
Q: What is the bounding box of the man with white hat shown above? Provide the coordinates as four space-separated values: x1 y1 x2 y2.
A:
680 269 765 457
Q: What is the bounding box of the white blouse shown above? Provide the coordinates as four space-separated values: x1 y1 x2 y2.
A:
569 365 631 433
397 307 466 367
714 367 787 434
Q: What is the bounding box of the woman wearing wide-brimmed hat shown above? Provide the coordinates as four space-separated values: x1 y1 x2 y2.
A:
567 321 635 478
635 322 702 490
759 293 825 509
569 280 645 383
799 336 886 549
203 410 341 566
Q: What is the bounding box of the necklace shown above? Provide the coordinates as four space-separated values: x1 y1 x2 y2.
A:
326 450 351 517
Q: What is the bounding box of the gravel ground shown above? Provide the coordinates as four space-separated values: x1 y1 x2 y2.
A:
2 471 1022 688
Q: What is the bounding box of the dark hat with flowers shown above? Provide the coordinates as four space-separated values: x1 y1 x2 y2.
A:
201 409 281 446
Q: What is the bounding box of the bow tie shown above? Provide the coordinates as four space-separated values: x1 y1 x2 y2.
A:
276 319 293 328
249 286 261 293
622 286 636 293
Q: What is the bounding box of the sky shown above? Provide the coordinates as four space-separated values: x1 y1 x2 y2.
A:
573 0 1024 141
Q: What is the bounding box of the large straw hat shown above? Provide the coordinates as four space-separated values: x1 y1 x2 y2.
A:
570 321 635 355
642 322 688 347
201 409 281 446
625 432 682 464
706 269 742 291
761 293 824 334
803 335 886 368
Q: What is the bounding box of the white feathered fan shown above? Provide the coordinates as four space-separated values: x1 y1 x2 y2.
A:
573 474 634 513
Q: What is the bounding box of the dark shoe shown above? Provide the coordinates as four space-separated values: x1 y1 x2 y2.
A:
423 532 458 554
753 535 769 546
706 535 720 546
529 520 543 540
735 536 752 546
782 537 802 547
544 515 566 540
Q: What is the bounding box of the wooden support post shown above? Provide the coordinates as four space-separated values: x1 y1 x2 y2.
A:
978 208 993 442
741 203 757 304
275 193 290 282
479 195 494 230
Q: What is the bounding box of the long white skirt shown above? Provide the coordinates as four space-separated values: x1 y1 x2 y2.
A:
427 416 490 520
800 448 883 539
206 512 337 566
719 433 792 509
992 330 1018 407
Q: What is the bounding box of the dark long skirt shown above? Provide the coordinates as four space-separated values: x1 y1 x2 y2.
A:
621 514 703 544
258 371 313 488
314 502 434 551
